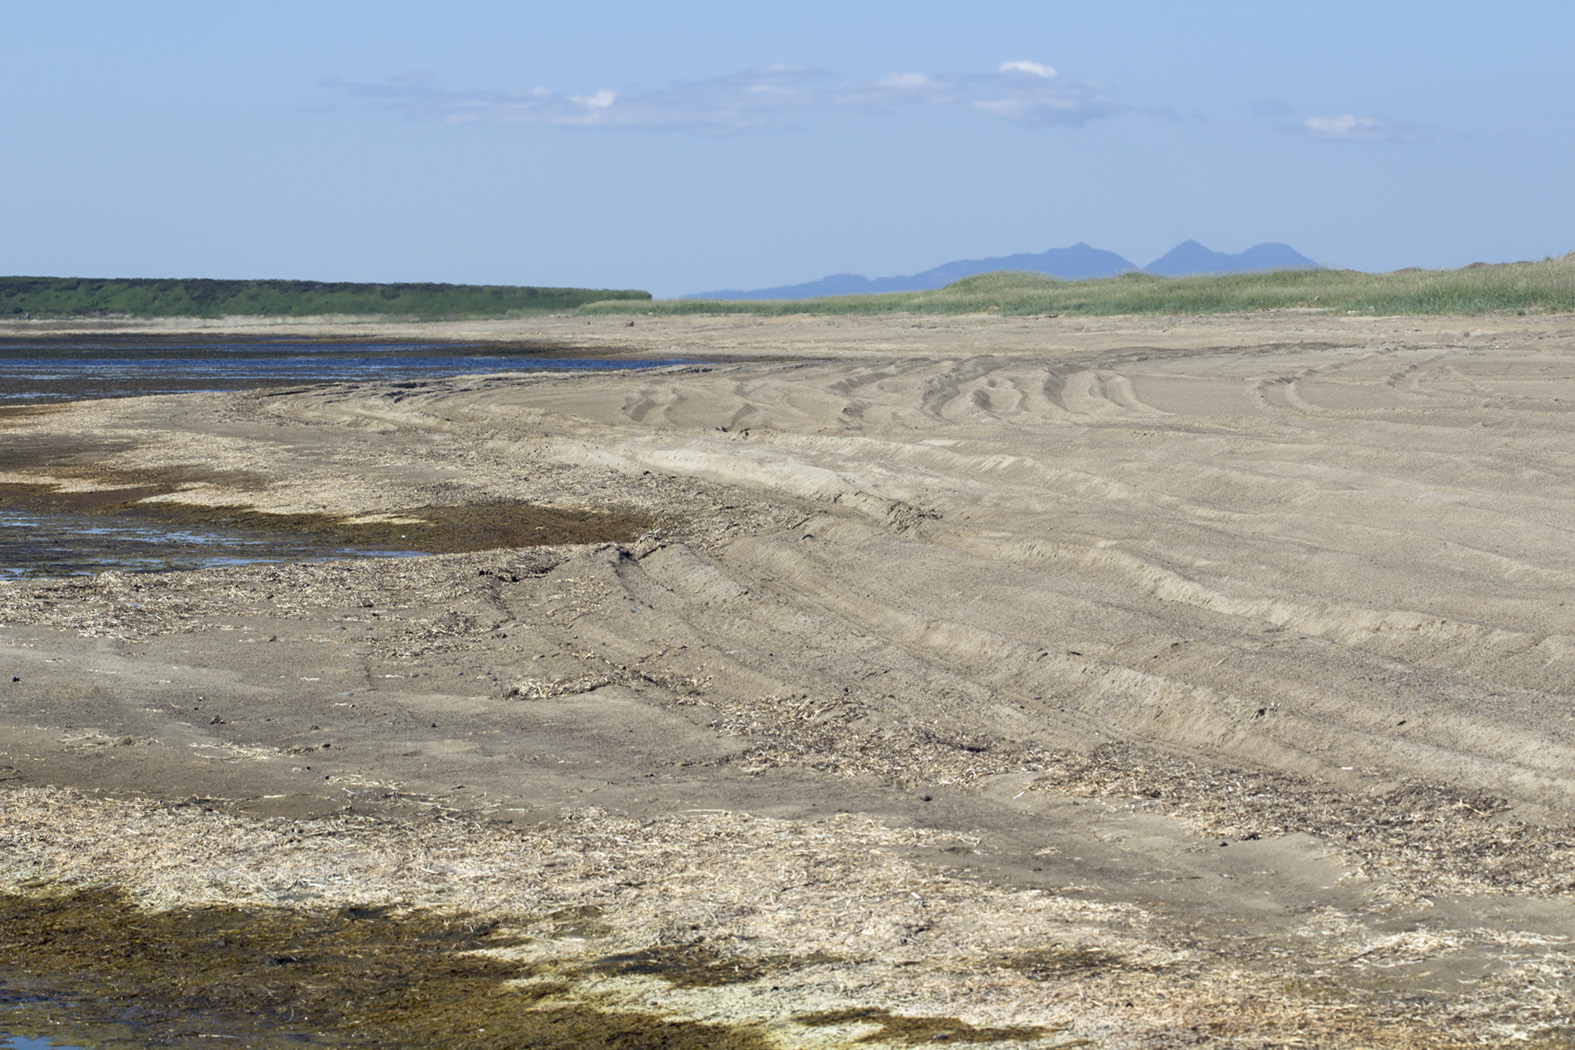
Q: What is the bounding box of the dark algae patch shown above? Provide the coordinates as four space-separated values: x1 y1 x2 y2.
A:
0 481 655 579
996 945 1128 980
587 943 837 989
0 437 655 575
0 443 652 556
1 887 1034 1050
0 888 774 1050
110 498 655 554
540 904 613 941
795 1008 1057 1045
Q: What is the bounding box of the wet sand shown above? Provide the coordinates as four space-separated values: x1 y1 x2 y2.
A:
3 312 1575 1047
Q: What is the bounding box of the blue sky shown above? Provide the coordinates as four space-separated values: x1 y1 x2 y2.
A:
4 0 1571 297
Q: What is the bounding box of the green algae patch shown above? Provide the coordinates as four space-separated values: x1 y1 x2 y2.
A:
0 888 772 1050
796 1008 1056 1045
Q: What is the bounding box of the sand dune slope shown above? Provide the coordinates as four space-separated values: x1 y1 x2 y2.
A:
303 331 1575 813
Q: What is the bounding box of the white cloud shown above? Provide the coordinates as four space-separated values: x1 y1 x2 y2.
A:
877 72 934 91
572 90 617 109
999 59 1057 78
330 60 1117 133
1300 113 1420 143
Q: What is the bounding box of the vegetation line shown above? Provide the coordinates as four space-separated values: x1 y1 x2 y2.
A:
8 255 1573 321
583 255 1575 318
1 277 651 320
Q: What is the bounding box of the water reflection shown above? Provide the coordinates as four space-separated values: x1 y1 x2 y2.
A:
0 508 419 578
2 1036 86 1050
0 335 696 404
0 335 692 575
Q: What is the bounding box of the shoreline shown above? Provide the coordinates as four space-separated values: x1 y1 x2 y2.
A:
5 307 1565 354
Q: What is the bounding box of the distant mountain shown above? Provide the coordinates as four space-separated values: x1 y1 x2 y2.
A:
903 242 1138 287
687 242 1137 300
1144 240 1320 276
686 240 1321 300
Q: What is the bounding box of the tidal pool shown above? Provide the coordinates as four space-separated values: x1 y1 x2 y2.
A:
0 508 421 579
0 334 698 405
0 335 680 575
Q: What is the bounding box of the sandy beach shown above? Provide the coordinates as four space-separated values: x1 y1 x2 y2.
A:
3 311 1575 1047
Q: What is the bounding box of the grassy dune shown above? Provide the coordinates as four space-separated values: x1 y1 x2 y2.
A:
584 255 1575 318
1 277 651 320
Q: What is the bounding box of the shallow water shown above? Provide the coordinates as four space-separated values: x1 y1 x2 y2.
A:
0 508 420 578
0 335 685 575
0 335 695 404
2 1036 85 1050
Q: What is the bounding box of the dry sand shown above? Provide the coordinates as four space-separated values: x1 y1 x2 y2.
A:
3 312 1575 1047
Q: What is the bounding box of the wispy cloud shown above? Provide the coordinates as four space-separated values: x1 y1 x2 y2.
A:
1297 113 1422 144
1250 99 1431 144
329 60 1118 132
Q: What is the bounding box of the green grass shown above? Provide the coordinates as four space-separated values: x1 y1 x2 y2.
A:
11 257 1572 322
1 277 650 320
581 254 1575 318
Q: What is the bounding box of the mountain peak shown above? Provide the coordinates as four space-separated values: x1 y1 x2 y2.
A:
686 243 1137 300
1146 241 1319 276
685 240 1321 300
